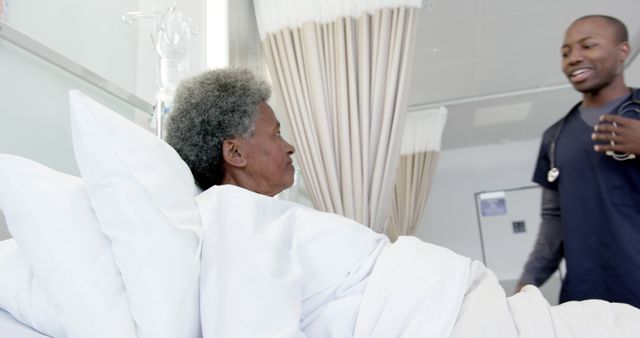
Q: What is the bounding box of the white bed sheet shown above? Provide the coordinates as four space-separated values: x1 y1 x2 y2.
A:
0 309 49 337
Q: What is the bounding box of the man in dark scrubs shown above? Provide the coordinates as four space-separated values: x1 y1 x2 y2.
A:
517 15 640 308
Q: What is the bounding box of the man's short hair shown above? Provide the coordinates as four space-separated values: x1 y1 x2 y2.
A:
575 15 628 43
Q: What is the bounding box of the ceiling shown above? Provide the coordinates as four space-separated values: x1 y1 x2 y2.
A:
406 0 640 150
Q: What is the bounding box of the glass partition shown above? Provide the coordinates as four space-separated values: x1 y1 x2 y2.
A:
0 36 151 176
2 0 140 94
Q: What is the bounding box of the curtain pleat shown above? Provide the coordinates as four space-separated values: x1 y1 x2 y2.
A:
260 6 419 232
387 151 440 241
387 107 447 240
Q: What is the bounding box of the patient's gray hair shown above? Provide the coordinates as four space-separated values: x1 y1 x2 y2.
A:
165 67 271 190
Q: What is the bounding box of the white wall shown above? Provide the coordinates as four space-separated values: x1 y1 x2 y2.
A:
5 0 139 93
415 138 542 262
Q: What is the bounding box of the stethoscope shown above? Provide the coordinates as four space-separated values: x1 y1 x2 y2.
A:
547 91 640 183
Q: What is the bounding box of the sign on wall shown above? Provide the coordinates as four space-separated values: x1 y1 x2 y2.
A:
478 191 507 216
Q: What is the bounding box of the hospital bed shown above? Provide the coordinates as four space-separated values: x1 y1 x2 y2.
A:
2 18 640 338
2 89 639 338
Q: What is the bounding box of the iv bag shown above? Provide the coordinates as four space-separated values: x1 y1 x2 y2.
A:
155 7 193 93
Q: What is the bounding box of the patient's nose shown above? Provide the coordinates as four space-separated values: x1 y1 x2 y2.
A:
285 140 295 155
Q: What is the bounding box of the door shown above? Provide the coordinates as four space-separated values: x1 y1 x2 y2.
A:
475 186 563 304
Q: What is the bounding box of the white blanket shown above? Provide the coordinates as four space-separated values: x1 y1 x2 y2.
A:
358 237 640 338
199 185 640 338
0 310 49 338
451 262 640 338
354 237 470 338
198 185 388 338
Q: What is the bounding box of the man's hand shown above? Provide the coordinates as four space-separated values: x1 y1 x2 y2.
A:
592 114 640 155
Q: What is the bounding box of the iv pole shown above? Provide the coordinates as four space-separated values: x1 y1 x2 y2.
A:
122 3 196 139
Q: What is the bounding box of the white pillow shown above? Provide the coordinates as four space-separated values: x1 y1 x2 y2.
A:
69 90 202 338
0 239 64 338
0 156 137 338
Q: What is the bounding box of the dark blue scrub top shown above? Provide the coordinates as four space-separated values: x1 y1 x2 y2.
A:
532 91 640 308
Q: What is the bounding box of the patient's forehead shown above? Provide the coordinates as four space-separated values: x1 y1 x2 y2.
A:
255 101 279 130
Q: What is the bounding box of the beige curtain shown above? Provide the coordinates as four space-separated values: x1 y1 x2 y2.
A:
256 4 420 232
387 107 447 240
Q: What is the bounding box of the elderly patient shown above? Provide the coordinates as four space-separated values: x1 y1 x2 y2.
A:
165 68 388 337
165 68 295 196
165 68 640 338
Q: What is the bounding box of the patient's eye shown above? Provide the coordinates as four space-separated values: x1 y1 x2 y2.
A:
275 129 284 139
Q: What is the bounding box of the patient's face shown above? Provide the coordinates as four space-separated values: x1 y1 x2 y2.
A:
241 101 295 196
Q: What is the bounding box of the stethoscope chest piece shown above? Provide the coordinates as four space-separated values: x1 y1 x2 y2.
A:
547 167 560 183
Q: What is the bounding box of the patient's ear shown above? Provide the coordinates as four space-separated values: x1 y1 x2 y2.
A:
222 139 247 168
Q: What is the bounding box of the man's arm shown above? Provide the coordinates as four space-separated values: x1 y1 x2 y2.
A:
592 114 640 155
515 187 564 292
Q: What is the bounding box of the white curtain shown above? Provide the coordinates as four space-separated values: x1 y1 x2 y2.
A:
387 107 447 241
254 0 421 232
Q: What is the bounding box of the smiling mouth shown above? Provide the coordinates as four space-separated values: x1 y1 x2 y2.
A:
569 68 592 83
